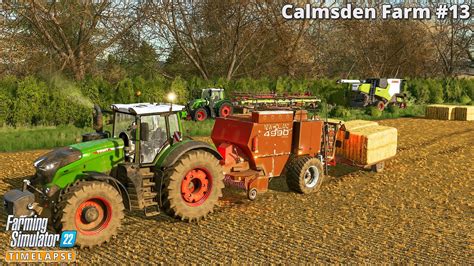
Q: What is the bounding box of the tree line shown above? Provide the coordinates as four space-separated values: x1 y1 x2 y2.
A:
0 1 472 81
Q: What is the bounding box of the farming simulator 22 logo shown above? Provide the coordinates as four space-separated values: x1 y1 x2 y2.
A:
4 215 76 263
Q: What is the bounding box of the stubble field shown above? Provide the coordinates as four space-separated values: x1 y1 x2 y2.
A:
0 118 473 263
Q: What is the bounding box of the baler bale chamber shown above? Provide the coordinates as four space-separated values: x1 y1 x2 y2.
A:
211 110 335 200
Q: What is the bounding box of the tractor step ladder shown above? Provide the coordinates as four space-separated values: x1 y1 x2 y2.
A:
127 169 160 216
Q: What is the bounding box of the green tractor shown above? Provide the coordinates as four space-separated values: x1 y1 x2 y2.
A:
338 78 407 111
186 88 233 121
4 103 224 248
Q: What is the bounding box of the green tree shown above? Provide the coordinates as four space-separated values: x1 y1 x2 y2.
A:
170 76 188 103
12 76 46 126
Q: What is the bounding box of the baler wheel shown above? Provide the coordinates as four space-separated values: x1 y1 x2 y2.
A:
53 181 124 248
371 161 385 173
247 188 258 201
160 150 224 221
286 156 324 194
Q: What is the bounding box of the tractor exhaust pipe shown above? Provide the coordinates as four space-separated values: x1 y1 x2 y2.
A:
93 104 103 133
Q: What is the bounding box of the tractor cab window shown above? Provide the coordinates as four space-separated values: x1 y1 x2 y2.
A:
168 113 180 135
114 112 138 162
140 114 167 164
214 90 224 100
114 113 137 138
201 89 211 100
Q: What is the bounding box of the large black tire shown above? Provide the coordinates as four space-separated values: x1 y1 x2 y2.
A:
53 181 124 248
193 107 208 121
218 102 233 118
286 156 324 194
160 150 224 221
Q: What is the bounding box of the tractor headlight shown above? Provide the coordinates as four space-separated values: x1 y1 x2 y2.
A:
40 161 60 172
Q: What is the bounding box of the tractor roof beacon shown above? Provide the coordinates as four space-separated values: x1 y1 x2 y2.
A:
3 102 224 248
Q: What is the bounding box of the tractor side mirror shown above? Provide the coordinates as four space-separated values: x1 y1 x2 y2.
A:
140 122 150 141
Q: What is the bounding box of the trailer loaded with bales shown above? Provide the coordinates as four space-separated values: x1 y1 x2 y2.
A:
4 101 397 248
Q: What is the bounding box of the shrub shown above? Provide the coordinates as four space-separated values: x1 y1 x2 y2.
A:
386 104 400 116
170 76 188 104
459 95 471 105
12 76 46 126
429 79 444 104
330 106 351 118
368 107 382 118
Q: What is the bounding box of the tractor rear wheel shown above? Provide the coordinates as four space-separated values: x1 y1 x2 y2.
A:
193 108 208 121
218 103 233 118
53 181 124 248
160 150 224 221
286 156 324 194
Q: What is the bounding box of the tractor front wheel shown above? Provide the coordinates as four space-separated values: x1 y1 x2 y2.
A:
286 156 324 194
54 181 124 248
160 150 224 221
193 108 208 121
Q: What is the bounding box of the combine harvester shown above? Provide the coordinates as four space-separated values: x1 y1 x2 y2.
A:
338 78 408 111
4 101 396 248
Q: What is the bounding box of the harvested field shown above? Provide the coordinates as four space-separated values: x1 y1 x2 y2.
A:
0 118 473 263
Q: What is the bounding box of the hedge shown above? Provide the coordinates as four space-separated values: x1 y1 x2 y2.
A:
0 75 472 127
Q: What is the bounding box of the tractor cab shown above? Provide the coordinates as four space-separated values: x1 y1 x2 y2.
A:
111 103 184 164
201 88 225 102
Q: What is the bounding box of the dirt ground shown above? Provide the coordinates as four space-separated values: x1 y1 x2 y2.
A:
0 118 473 263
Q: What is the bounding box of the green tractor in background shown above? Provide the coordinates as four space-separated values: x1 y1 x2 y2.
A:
4 102 224 248
338 78 408 111
186 88 233 121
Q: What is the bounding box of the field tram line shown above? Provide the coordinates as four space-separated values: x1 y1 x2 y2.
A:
397 127 474 153
396 138 474 164
200 216 365 262
114 222 230 263
182 218 319 262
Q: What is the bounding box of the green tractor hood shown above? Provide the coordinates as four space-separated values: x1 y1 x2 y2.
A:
35 138 125 189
